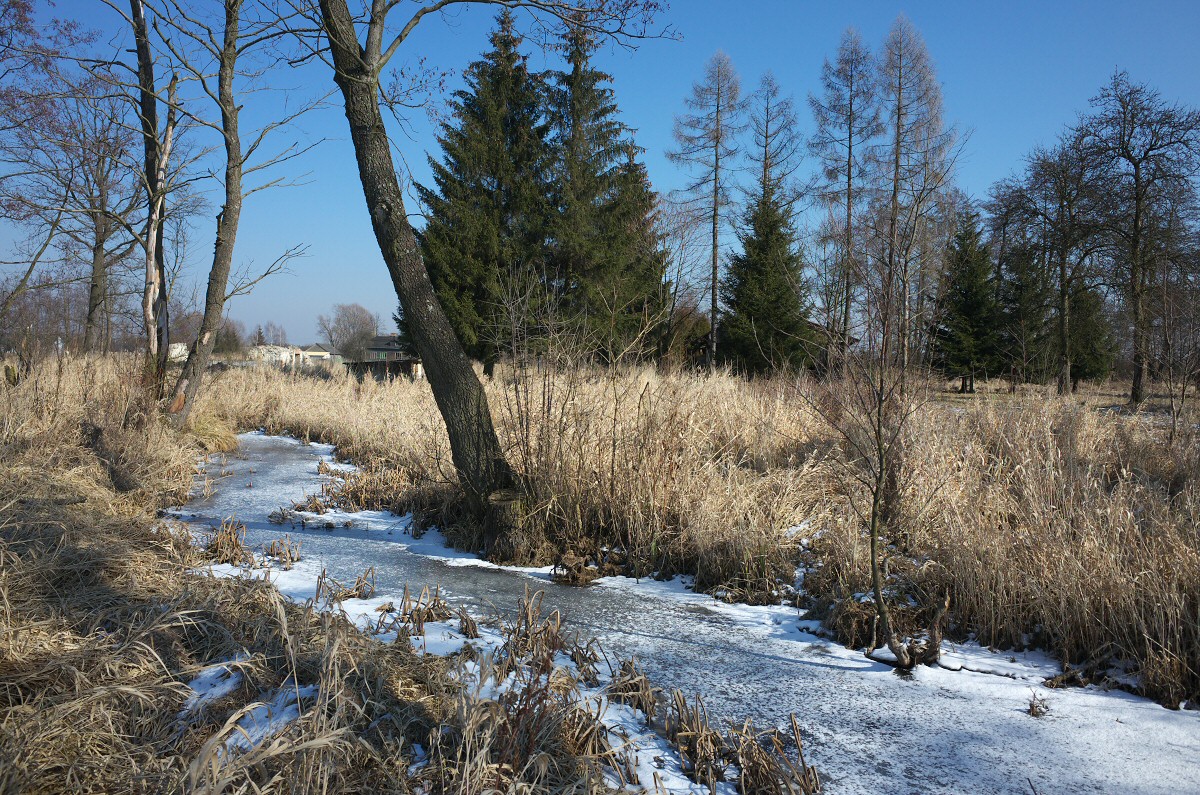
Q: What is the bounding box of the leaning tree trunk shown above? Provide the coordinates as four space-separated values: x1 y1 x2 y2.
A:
319 0 514 528
168 2 240 425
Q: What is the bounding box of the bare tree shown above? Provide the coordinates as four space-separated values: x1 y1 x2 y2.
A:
64 76 144 353
1017 134 1105 394
667 50 747 370
0 209 65 331
310 0 662 536
654 194 707 366
0 3 92 342
807 227 949 670
129 0 316 422
1078 71 1200 406
317 303 378 362
872 15 958 386
123 0 178 391
809 27 879 374
799 16 958 666
0 0 55 137
262 320 287 345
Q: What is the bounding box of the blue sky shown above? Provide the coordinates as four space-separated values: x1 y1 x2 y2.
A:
15 0 1200 343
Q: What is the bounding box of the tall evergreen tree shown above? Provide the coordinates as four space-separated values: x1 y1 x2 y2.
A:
720 75 812 375
417 11 552 375
599 142 668 356
998 244 1053 384
933 210 1000 392
547 18 664 357
1062 280 1116 390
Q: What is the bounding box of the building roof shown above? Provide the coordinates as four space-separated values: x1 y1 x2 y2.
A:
302 343 341 355
364 334 418 360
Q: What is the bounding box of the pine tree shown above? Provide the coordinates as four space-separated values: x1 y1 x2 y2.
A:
416 11 552 375
547 19 664 358
720 75 812 375
933 210 1000 392
998 245 1052 384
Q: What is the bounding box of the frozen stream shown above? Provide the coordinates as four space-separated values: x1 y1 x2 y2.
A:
173 432 1200 795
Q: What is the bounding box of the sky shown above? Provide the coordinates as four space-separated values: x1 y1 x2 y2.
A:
11 0 1200 344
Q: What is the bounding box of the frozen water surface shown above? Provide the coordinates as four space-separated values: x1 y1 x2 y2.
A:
173 432 1200 795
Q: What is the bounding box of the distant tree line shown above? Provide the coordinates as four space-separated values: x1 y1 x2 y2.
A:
3 2 1199 418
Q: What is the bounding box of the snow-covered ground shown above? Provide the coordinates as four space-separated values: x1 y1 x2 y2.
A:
172 432 1200 794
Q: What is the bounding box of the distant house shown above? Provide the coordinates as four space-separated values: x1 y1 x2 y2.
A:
298 343 343 368
348 334 423 379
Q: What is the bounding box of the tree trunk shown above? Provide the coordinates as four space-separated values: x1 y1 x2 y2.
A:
319 0 514 526
168 1 240 425
840 103 854 376
888 61 906 386
1056 248 1071 396
1129 190 1147 406
708 83 721 371
83 200 109 354
131 0 170 396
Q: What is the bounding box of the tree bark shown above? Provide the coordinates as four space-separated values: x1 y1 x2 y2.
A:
1056 245 1071 396
131 0 170 395
168 1 240 425
319 0 514 526
708 78 721 371
83 192 110 354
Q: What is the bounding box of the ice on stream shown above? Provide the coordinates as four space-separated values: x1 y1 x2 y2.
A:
172 432 1200 794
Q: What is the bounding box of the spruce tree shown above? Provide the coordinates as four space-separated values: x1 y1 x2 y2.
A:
933 210 1000 393
416 11 551 375
998 245 1052 384
1062 281 1116 390
720 184 812 374
599 142 668 357
720 75 812 375
547 19 664 358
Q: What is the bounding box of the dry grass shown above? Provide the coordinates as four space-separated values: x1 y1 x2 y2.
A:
199 365 1200 706
0 356 678 794
806 390 1200 707
199 364 838 599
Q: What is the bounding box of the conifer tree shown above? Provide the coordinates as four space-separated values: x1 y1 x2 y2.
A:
600 142 668 356
1062 281 1116 390
417 11 552 375
933 210 1000 392
669 51 747 369
998 245 1053 384
547 18 664 357
719 75 812 375
808 28 880 373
